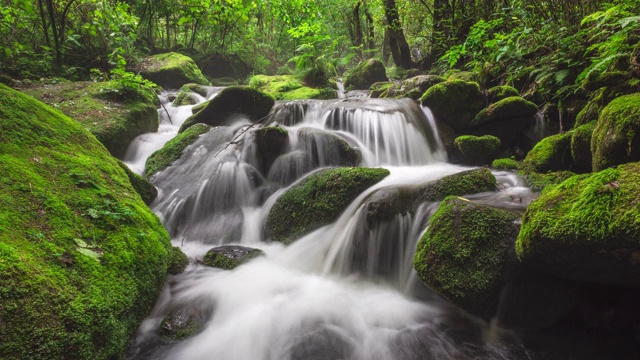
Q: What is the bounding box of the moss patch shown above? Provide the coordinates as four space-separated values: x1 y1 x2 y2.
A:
145 123 210 177
571 121 597 173
418 168 497 202
487 86 520 103
472 96 537 128
454 135 501 165
591 93 640 172
421 80 485 132
266 167 390 244
344 59 388 90
167 247 189 275
20 81 159 158
516 162 640 284
414 196 519 319
491 158 519 170
138 52 209 89
521 132 574 173
0 84 171 359
249 74 336 100
116 160 157 204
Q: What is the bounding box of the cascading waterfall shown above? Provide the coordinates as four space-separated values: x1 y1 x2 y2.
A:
126 91 536 360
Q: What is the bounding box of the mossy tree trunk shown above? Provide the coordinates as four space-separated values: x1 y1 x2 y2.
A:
382 0 412 69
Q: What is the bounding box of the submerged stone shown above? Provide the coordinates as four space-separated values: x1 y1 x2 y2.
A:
160 306 208 341
297 128 361 168
201 245 264 270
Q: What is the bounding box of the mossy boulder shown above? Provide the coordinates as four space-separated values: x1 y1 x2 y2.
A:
471 97 537 128
491 158 519 170
344 59 388 90
575 99 601 127
167 246 189 275
179 86 274 132
201 245 264 270
582 71 628 91
369 81 394 98
145 123 211 177
116 160 158 204
523 171 576 192
378 75 446 99
418 168 497 203
265 167 390 244
571 121 597 173
180 83 208 97
521 132 573 173
191 100 209 115
249 75 336 100
487 86 520 103
253 126 289 175
0 84 171 359
138 52 209 89
193 52 252 81
20 81 159 158
591 93 640 172
454 135 501 166
421 80 485 132
172 91 198 106
446 71 479 83
414 197 520 320
516 162 640 285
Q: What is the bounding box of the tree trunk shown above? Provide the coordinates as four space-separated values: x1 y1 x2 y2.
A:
382 0 412 69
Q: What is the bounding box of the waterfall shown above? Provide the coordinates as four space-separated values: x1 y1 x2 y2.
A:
126 92 535 360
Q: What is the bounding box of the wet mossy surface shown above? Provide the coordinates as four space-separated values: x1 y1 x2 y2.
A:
167 246 189 275
421 80 485 132
414 196 520 319
179 86 274 132
344 59 388 90
266 167 390 244
376 75 446 99
591 93 640 172
201 245 264 270
454 135 501 166
486 85 520 103
492 158 519 170
418 168 497 203
249 75 336 100
521 131 573 173
20 81 159 158
145 123 211 177
0 84 171 359
471 96 537 128
116 160 158 204
516 162 640 285
570 121 597 173
138 52 209 89
172 91 198 106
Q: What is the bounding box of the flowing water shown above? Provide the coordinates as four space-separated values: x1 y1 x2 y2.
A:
125 90 539 360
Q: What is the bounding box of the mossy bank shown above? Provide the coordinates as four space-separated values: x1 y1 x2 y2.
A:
0 84 172 359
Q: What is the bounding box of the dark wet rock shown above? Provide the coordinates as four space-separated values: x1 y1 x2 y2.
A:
253 126 289 175
201 245 264 270
298 128 361 168
160 306 207 341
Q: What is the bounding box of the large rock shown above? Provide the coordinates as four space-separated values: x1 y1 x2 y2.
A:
414 197 520 320
378 75 446 99
145 123 211 177
471 96 537 128
297 128 361 168
421 80 485 132
138 52 209 89
591 93 640 172
516 162 640 285
193 52 252 81
179 86 274 132
252 126 289 175
486 85 520 103
570 121 597 173
521 132 573 173
249 75 336 100
265 167 390 243
201 245 264 270
344 59 388 90
454 135 501 166
0 84 171 359
20 81 159 158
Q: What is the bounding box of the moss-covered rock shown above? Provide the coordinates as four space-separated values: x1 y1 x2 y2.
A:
116 160 158 204
522 171 576 192
591 93 640 172
521 132 573 173
249 75 336 100
446 71 479 83
369 81 394 98
377 75 446 99
472 96 537 128
201 245 264 270
418 168 497 203
454 135 501 166
0 84 171 359
487 86 520 103
179 86 274 132
191 100 209 115
253 126 289 175
193 52 252 81
167 246 189 275
582 71 628 91
180 83 208 97
265 167 390 244
516 162 640 285
20 81 159 158
159 306 205 341
414 196 520 319
138 52 209 89
172 90 198 106
571 121 597 173
145 123 211 177
491 158 520 170
421 80 485 132
344 59 388 90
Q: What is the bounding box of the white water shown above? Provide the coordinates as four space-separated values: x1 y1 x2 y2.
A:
126 91 535 360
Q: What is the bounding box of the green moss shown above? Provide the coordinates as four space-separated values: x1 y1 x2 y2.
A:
516 162 640 284
447 71 479 83
492 158 519 170
0 84 171 359
179 86 274 133
139 52 209 89
369 81 394 98
116 161 157 204
521 132 574 173
472 96 537 127
201 247 264 270
145 123 210 177
575 100 600 127
487 85 520 103
172 91 198 106
521 171 576 192
421 80 485 132
454 135 501 165
344 59 388 90
591 93 640 172
180 83 208 97
570 121 596 173
414 196 519 319
418 168 497 202
191 100 209 115
249 74 335 100
266 167 390 244
20 81 159 158
167 247 189 275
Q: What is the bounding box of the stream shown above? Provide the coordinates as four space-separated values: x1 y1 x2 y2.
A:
124 88 541 360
